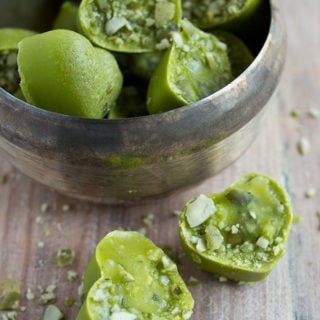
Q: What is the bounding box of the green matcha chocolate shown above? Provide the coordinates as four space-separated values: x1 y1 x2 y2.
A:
179 173 293 282
131 52 163 80
78 0 182 52
0 279 20 311
182 0 262 30
0 28 35 94
108 86 148 119
77 230 194 320
214 30 254 78
147 19 233 114
18 29 123 118
52 1 80 31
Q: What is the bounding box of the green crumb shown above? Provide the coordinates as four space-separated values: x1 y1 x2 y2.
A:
40 202 50 213
297 138 310 155
75 280 85 307
38 241 45 248
172 210 182 217
240 281 256 288
45 228 53 237
64 297 76 308
290 109 300 117
62 204 72 212
316 210 320 229
0 174 8 184
293 215 303 224
67 270 78 282
35 215 45 224
26 288 35 301
38 284 57 305
57 248 75 267
305 188 317 199
1 311 18 320
308 108 320 119
142 213 154 228
218 277 228 282
42 305 63 320
187 276 199 286
0 279 20 311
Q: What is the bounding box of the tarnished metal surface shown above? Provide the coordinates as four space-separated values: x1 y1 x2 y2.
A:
0 0 286 203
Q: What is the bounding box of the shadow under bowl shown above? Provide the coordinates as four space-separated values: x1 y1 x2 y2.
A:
0 0 286 204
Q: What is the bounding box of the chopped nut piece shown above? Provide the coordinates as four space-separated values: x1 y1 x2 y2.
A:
218 277 228 282
142 213 154 228
256 237 269 249
40 203 50 213
195 238 206 252
35 216 45 224
293 215 303 224
187 276 199 286
231 224 240 234
297 137 310 155
305 188 317 199
186 194 216 228
308 108 320 118
110 311 137 320
38 284 57 305
62 204 72 212
38 241 45 248
172 210 182 217
42 305 63 320
249 210 257 219
67 270 78 282
205 225 224 250
26 288 34 301
154 2 175 28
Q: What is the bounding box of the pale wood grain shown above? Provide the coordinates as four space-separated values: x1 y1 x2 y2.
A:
1 0 320 319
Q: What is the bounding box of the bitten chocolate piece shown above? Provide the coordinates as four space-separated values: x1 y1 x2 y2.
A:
179 173 293 282
77 230 194 320
78 0 182 52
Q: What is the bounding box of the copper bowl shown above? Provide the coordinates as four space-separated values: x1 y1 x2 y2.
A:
0 0 285 203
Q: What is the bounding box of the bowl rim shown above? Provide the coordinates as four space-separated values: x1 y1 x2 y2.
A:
0 0 280 127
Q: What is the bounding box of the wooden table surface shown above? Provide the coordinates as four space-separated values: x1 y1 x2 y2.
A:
1 1 319 319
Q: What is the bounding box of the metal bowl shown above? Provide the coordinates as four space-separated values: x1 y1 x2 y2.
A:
0 0 286 203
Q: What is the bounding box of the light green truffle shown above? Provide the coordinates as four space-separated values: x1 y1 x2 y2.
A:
18 29 123 118
0 28 35 94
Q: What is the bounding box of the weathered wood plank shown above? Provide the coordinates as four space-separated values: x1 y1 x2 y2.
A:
1 0 320 319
